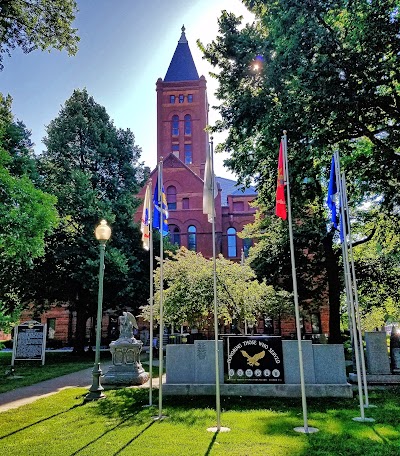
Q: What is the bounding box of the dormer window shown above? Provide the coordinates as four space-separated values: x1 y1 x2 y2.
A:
172 143 179 157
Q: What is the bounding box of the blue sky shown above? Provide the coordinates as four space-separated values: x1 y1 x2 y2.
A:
1 0 253 179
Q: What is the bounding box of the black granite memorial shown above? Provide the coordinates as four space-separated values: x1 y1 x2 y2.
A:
223 336 284 383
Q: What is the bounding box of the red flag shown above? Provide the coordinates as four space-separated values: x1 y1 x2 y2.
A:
275 140 287 220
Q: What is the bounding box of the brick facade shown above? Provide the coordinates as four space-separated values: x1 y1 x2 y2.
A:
19 27 330 344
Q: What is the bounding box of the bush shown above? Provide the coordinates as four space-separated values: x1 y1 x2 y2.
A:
0 339 14 349
46 339 64 350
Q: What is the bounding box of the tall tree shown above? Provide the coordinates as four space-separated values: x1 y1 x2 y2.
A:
24 89 148 353
0 93 58 331
0 0 79 70
140 247 290 333
200 1 400 342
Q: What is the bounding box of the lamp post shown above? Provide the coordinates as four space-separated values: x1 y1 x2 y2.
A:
85 219 111 401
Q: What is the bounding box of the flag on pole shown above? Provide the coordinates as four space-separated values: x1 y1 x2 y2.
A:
203 144 218 223
275 140 287 220
326 155 338 228
140 184 151 250
153 177 169 236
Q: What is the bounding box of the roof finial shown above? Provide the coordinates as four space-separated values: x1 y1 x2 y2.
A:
179 24 188 44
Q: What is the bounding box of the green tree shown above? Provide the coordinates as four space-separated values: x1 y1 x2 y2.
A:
353 212 400 329
0 93 58 331
140 247 290 333
200 0 400 342
0 0 79 70
22 89 148 353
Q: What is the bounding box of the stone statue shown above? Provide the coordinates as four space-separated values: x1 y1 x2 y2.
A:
119 311 138 339
102 310 149 386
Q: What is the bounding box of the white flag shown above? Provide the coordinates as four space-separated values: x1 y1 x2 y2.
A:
140 184 151 250
202 145 218 223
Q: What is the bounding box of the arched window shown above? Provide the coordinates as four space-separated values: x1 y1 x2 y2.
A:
227 227 237 258
188 225 196 251
171 115 179 136
184 114 192 135
169 225 181 247
167 185 177 210
243 238 252 258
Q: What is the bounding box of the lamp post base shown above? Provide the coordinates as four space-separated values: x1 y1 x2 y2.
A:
85 363 106 401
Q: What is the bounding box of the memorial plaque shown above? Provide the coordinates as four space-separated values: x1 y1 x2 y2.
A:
224 336 284 383
12 321 46 365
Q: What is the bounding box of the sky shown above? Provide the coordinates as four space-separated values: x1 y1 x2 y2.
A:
1 0 254 180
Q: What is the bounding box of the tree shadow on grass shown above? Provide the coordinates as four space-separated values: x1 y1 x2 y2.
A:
87 388 157 425
254 407 400 456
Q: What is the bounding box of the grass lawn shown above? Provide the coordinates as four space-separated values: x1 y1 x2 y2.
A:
0 351 111 394
0 386 399 455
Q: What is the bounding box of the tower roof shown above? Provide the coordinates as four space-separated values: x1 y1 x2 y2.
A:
164 25 199 82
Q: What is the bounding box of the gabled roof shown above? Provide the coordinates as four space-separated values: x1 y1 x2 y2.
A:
216 176 257 206
164 26 199 82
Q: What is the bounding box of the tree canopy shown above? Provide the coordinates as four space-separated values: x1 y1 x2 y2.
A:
0 92 58 331
21 89 148 351
140 247 290 332
0 0 79 70
200 0 400 341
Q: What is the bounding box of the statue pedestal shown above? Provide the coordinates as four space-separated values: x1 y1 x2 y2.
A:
102 337 149 386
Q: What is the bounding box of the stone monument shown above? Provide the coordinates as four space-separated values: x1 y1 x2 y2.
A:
365 331 391 375
102 312 149 386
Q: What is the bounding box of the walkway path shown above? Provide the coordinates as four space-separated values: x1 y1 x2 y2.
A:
0 362 163 413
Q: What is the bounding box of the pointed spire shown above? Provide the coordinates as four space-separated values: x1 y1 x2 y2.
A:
164 27 199 82
179 25 187 44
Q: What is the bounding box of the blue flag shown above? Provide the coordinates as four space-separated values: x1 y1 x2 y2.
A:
153 178 169 236
326 155 338 229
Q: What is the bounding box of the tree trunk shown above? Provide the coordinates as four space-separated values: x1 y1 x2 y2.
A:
73 306 88 355
323 232 342 344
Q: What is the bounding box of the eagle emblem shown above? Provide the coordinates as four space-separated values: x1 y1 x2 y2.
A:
240 350 265 366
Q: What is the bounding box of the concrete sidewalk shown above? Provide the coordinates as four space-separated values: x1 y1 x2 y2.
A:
0 362 162 413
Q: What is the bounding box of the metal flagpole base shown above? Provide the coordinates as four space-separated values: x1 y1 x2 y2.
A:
352 416 375 422
85 364 106 401
364 404 377 408
294 426 319 434
152 415 168 421
207 426 231 433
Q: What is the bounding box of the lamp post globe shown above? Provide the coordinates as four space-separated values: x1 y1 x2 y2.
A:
85 219 111 401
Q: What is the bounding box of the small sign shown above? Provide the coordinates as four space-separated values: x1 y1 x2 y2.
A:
12 321 46 366
224 336 284 383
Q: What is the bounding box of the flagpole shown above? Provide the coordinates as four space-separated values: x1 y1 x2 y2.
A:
206 138 229 434
148 181 154 407
334 151 373 423
282 131 318 434
341 172 374 410
240 249 248 334
158 159 165 420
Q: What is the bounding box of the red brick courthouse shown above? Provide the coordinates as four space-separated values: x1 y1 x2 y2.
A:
21 28 329 345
